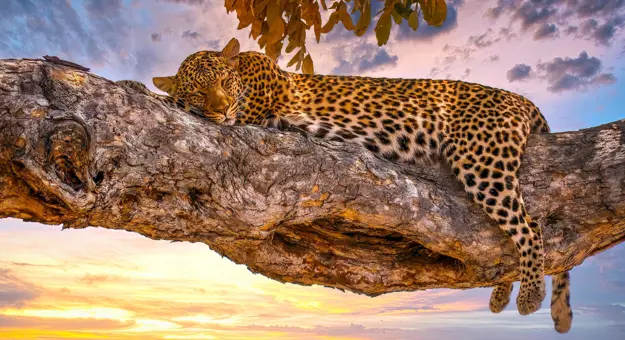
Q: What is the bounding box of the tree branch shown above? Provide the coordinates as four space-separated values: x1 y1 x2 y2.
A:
1 58 624 296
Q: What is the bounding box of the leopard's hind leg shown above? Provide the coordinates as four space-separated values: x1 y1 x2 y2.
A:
527 219 572 332
488 225 572 331
446 127 546 315
524 218 572 331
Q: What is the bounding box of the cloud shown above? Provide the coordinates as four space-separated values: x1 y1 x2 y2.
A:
162 0 212 5
486 0 561 27
0 269 39 308
313 323 412 338
569 17 625 45
75 274 127 286
0 0 105 62
84 0 123 16
534 23 558 40
536 51 617 92
516 1 558 29
577 304 625 322
486 0 521 19
83 0 130 58
487 0 625 45
575 0 625 17
0 315 133 331
602 279 625 292
1 219 624 340
0 0 251 90
122 298 244 321
357 49 399 72
331 44 398 75
182 30 201 39
427 42 476 78
564 25 578 35
468 29 501 48
498 27 518 40
461 68 471 80
507 64 532 82
443 44 475 60
429 23 527 81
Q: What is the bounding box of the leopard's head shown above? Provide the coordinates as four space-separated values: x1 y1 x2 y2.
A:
153 38 242 125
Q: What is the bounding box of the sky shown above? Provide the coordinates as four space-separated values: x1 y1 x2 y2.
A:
0 0 624 339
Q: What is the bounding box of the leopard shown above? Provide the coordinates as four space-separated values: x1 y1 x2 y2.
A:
144 38 573 332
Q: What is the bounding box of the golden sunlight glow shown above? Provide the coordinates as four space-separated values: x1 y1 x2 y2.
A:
0 330 114 339
2 307 133 321
172 314 239 325
163 335 217 339
0 217 588 340
125 319 182 332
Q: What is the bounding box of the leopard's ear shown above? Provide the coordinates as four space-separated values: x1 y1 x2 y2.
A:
220 38 240 68
152 76 177 94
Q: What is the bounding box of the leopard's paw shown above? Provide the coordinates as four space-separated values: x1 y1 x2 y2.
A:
517 279 546 315
489 283 513 313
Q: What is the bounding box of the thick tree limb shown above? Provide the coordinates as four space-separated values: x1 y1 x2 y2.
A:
1 58 624 296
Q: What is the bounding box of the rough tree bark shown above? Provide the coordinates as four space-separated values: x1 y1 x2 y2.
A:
1 58 624 296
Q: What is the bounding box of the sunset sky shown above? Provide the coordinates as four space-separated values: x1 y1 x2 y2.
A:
1 0 625 339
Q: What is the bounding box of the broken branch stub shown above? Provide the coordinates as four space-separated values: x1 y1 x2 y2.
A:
1 58 624 296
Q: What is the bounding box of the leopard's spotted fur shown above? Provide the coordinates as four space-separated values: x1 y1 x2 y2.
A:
151 40 243 125
489 271 572 332
551 271 573 333
149 39 573 332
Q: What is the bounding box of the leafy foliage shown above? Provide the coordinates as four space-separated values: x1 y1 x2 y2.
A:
225 0 448 74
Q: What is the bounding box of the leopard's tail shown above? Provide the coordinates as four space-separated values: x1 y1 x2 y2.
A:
551 272 573 333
